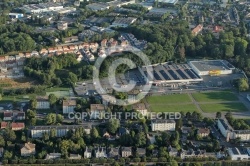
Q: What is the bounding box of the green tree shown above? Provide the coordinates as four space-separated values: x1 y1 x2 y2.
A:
56 114 64 123
107 119 120 134
90 127 99 140
238 78 249 91
135 132 147 147
216 112 222 119
48 93 57 106
3 150 12 159
0 135 5 146
30 98 37 110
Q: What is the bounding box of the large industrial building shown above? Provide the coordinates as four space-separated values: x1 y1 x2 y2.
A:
188 60 235 76
139 62 203 85
21 3 63 13
137 60 235 86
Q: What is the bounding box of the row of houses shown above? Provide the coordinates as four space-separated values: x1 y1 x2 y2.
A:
2 111 25 121
217 119 250 142
83 146 145 158
1 122 25 131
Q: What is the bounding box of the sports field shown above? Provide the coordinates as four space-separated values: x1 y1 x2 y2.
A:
199 103 248 113
146 94 191 104
149 104 198 113
46 87 71 97
146 91 248 113
191 91 238 102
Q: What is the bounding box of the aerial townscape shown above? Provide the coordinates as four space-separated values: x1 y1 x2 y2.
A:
1 0 250 165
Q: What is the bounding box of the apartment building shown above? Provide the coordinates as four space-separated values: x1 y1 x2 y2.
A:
30 125 91 138
62 100 76 114
151 119 176 131
36 96 50 109
217 119 250 142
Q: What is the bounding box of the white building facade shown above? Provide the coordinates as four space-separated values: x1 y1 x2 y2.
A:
151 120 176 131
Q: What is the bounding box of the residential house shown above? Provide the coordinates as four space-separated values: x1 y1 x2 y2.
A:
57 21 68 30
151 119 176 131
121 147 132 158
40 48 48 55
213 26 224 33
69 154 81 159
3 112 12 121
197 128 210 137
11 122 25 130
31 51 39 57
101 39 107 47
132 103 148 116
62 100 76 114
180 149 206 159
45 153 61 160
191 24 203 36
64 36 79 43
168 146 178 157
118 127 129 136
0 56 5 62
107 147 120 158
0 122 8 129
152 149 159 157
94 147 107 158
13 112 25 120
0 147 3 157
136 148 146 157
90 104 105 119
181 126 192 134
30 125 91 138
84 147 92 158
36 96 50 109
25 52 31 58
20 142 36 156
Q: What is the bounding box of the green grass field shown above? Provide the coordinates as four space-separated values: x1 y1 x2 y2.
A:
200 103 247 112
46 87 70 92
149 104 198 113
191 91 238 102
46 87 71 97
146 94 191 104
0 94 35 103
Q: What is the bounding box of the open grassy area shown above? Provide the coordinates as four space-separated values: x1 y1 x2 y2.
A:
200 102 247 112
1 94 36 103
46 87 71 97
149 104 198 113
146 94 191 104
191 91 238 102
46 87 70 92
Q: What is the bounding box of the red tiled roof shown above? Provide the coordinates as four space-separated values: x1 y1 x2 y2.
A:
1 122 8 129
11 122 25 129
